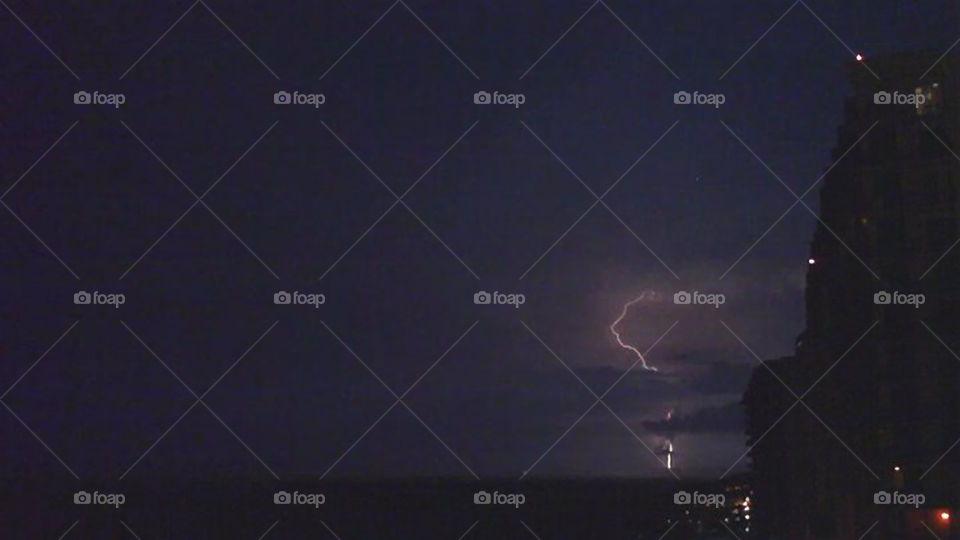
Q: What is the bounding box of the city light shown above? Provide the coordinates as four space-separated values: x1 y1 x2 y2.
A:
808 258 816 265
856 53 863 61
893 466 900 471
940 511 950 522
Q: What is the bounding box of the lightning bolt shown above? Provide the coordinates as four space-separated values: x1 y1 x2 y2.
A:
610 293 658 372
663 408 675 471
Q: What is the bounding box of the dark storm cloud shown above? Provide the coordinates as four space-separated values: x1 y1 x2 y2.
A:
642 401 744 435
669 353 759 396
572 355 753 411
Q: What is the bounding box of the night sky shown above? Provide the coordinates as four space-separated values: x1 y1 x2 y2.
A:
1 0 957 482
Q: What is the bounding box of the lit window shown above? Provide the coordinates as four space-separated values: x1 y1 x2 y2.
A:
916 83 942 115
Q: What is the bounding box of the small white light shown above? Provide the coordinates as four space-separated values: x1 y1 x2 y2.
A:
856 53 863 62
808 258 816 265
894 466 901 472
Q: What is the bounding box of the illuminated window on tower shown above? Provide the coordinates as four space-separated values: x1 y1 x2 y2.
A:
916 83 942 115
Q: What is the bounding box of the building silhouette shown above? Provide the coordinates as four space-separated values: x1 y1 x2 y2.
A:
744 51 960 538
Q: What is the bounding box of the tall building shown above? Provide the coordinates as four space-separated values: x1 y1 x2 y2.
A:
744 51 960 538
